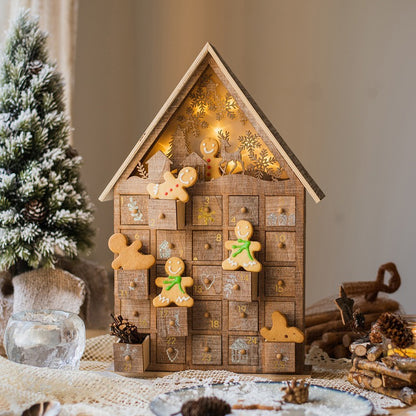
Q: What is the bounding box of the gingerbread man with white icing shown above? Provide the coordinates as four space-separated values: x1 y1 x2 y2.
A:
222 220 262 272
153 257 194 307
200 137 222 180
146 166 197 203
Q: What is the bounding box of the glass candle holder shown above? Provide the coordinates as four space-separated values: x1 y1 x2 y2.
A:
4 310 85 369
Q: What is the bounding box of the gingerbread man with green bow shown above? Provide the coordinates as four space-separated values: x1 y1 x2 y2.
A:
153 257 194 307
222 220 262 272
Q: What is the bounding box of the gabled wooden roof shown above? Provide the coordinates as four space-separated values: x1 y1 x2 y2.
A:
99 43 325 203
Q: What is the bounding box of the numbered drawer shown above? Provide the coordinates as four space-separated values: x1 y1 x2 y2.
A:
229 196 259 226
264 267 296 297
262 342 295 373
192 300 222 331
229 335 259 366
148 199 185 230
156 307 188 337
265 301 295 327
120 194 149 225
122 230 150 254
192 231 223 261
156 336 186 364
192 335 222 365
265 196 296 227
120 299 151 329
113 335 150 373
228 301 258 331
116 270 149 299
223 271 258 301
192 196 222 226
193 266 222 298
265 232 296 262
157 231 186 260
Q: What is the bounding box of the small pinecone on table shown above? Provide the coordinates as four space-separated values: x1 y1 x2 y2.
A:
370 312 414 349
27 59 43 75
179 397 231 416
23 199 48 223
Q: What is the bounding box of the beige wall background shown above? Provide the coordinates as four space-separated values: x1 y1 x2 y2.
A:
73 0 416 311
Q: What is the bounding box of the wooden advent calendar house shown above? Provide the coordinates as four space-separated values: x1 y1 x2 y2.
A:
100 43 325 374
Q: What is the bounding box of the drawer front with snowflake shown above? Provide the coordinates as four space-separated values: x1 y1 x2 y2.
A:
156 231 186 260
265 301 295 327
148 199 185 230
122 230 150 254
120 299 151 329
223 271 258 301
156 307 188 337
192 196 222 226
264 267 296 298
228 301 259 331
229 196 259 226
192 266 222 298
120 195 149 225
156 336 186 364
192 231 223 261
265 196 296 227
116 270 149 299
192 300 222 331
262 342 295 373
192 335 222 365
228 336 259 366
265 232 296 262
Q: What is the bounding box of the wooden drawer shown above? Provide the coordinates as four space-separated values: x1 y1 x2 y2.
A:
120 299 151 329
116 270 149 299
156 307 188 337
229 196 259 226
192 300 222 331
192 335 222 365
228 301 258 331
262 342 295 373
223 271 258 301
265 196 296 227
265 232 296 262
264 267 296 297
120 194 149 225
265 301 295 327
192 231 223 261
156 336 186 364
113 336 150 373
229 335 259 366
148 199 185 230
123 230 150 254
193 266 222 298
192 196 222 226
156 231 186 260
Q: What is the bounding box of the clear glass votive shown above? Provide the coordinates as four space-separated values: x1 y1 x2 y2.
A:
3 309 85 369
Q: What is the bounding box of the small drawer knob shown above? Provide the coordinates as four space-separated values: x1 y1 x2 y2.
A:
131 208 138 214
278 208 285 214
233 284 240 291
277 279 284 287
240 206 248 214
204 346 211 353
276 353 283 361
240 349 247 355
124 355 131 362
168 242 175 249
240 312 247 318
159 213 165 220
133 310 140 317
204 206 211 213
129 281 137 288
169 320 175 327
203 278 211 285
204 312 210 318
204 243 211 250
278 242 286 249
167 347 174 354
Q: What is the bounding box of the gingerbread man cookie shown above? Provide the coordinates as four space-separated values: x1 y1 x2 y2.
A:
260 311 304 343
108 233 155 270
146 167 197 203
200 137 222 180
153 257 194 307
222 220 262 272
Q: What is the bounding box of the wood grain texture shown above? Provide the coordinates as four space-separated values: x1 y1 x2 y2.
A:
192 195 222 226
156 335 186 364
192 230 223 261
192 335 222 365
156 307 188 337
264 267 296 298
262 342 295 373
148 199 185 230
192 266 222 298
229 335 259 366
265 196 296 227
229 301 259 331
120 194 149 225
192 300 222 331
265 232 296 262
265 301 295 327
223 271 257 301
229 196 259 226
120 299 151 329
113 335 150 374
116 270 149 299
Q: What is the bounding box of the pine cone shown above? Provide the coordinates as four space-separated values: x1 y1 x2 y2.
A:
28 60 43 75
65 145 79 159
23 200 47 223
374 312 414 349
369 322 383 344
180 397 231 416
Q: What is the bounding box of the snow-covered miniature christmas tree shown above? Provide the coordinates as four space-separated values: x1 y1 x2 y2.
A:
0 11 94 271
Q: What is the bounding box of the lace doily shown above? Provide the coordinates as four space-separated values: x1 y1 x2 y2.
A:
0 336 407 415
